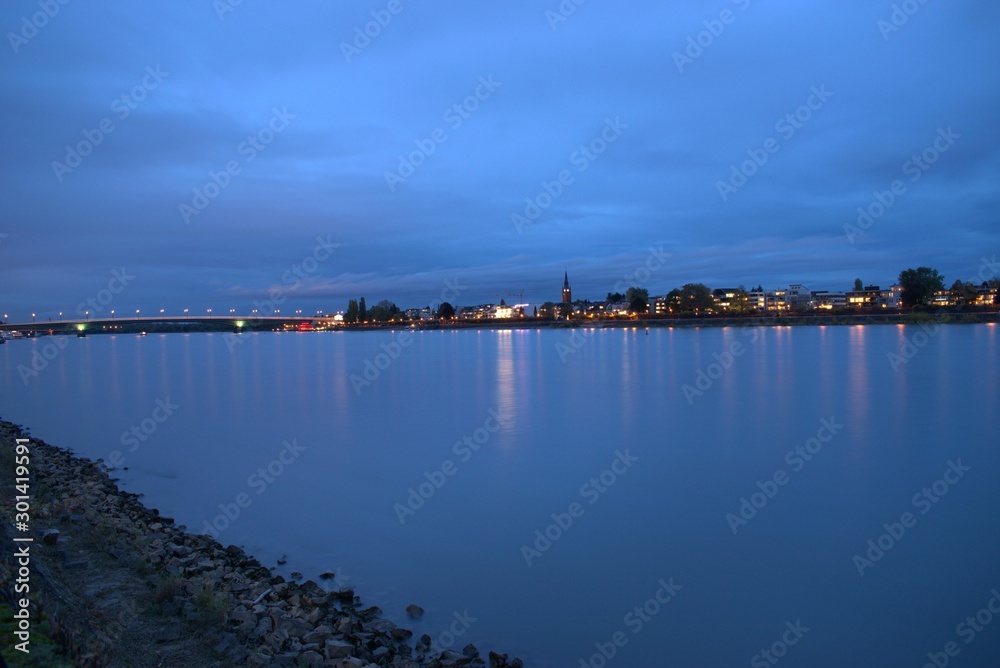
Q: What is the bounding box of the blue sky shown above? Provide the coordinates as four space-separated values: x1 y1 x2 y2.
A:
2 0 998 319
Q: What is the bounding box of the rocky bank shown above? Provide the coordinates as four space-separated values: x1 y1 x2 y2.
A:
0 419 522 667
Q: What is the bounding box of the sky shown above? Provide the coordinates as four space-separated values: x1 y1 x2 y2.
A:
1 0 998 320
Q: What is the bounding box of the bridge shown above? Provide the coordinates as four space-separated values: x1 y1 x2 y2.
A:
0 315 336 335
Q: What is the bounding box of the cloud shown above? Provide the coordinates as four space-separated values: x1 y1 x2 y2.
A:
1 0 998 317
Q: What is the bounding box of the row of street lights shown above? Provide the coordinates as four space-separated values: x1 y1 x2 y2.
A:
3 308 329 324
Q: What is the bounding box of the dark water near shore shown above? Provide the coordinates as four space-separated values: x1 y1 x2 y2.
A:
2 325 999 667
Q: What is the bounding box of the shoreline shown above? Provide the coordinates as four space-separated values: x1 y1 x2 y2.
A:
0 419 521 667
3 310 998 337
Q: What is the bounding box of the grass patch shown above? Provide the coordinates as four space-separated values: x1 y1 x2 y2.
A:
154 575 182 605
193 580 229 628
0 602 74 668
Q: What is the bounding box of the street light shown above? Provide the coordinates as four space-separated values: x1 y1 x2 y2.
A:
85 311 89 321
183 308 189 315
32 313 35 325
111 310 115 321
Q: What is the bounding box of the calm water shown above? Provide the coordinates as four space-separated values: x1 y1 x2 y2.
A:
2 325 998 667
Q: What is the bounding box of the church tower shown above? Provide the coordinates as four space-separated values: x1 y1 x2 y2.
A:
562 271 572 303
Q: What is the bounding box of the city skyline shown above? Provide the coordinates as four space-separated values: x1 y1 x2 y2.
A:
4 259 996 325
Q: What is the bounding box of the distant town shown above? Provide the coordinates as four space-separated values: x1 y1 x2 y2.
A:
2 265 998 336
335 265 999 325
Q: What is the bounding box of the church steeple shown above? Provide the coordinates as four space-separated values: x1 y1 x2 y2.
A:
562 271 571 303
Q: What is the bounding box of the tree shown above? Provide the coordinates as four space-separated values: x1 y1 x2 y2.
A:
437 302 456 319
606 292 624 304
358 297 367 321
539 301 556 319
626 287 649 314
669 283 713 313
731 287 750 313
898 267 945 307
949 280 978 305
556 302 573 319
854 278 864 292
367 299 400 323
345 299 359 323
500 298 506 306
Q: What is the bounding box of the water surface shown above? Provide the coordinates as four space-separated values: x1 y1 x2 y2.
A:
2 325 998 666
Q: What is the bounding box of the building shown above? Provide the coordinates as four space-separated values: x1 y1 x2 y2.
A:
845 285 902 309
459 304 495 319
768 289 789 311
562 271 572 303
493 303 528 319
712 288 741 312
976 284 998 306
607 300 630 316
813 291 847 310
847 285 882 309
747 290 767 311
786 284 814 310
931 291 952 307
880 285 903 309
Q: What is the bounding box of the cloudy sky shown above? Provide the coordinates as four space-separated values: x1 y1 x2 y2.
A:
2 0 998 319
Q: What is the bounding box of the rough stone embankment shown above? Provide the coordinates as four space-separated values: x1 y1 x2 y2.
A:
0 420 522 667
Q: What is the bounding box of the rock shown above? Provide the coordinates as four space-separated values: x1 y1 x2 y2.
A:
272 651 301 666
41 529 60 545
391 627 413 641
214 632 238 654
280 616 313 638
155 624 183 643
226 544 247 560
277 554 288 565
335 615 354 635
246 651 271 666
369 617 397 635
324 638 354 659
302 624 333 644
302 606 325 625
299 650 324 666
463 643 480 658
405 604 424 618
320 571 336 580
228 607 255 625
440 649 464 664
